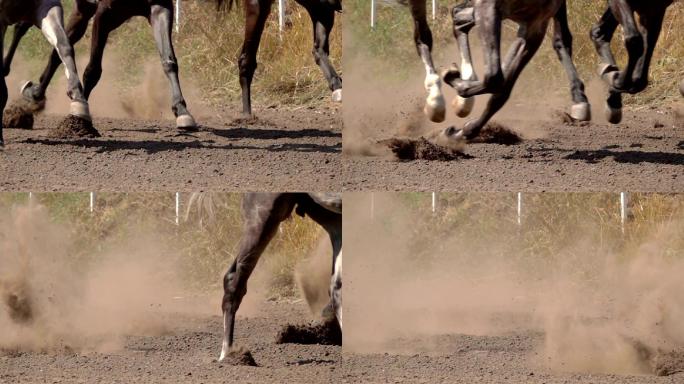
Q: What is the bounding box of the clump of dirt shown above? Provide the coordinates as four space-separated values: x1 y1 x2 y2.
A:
3 284 33 324
221 347 258 367
3 101 35 129
469 122 523 145
380 137 472 161
650 349 684 376
276 319 342 346
50 115 100 138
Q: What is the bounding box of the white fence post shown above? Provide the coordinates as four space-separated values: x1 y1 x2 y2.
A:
431 192 436 213
175 0 181 33
517 192 522 226
370 192 375 220
175 192 180 225
89 192 95 213
620 192 628 234
432 0 436 20
371 0 376 29
278 0 285 39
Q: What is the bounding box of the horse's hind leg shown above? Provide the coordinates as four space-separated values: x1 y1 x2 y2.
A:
23 1 96 107
3 23 30 77
446 25 546 140
238 0 273 117
552 2 590 121
36 5 90 120
149 4 196 130
409 0 445 122
219 193 295 361
606 0 643 93
82 6 127 101
0 26 7 146
629 6 665 94
443 1 476 118
590 7 623 123
305 3 342 103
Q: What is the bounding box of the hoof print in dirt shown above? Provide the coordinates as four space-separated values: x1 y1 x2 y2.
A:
51 115 100 139
3 103 35 129
222 347 258 367
469 123 522 145
381 137 472 161
276 320 342 346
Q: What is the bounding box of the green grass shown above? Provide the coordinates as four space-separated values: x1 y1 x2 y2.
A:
346 0 684 106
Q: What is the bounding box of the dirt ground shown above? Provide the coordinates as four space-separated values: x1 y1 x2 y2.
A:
0 301 341 384
0 106 341 191
340 332 684 384
343 106 684 192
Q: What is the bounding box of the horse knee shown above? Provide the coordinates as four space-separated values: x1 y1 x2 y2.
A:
160 59 178 75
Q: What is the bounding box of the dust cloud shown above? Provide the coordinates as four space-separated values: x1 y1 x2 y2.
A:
344 193 684 376
0 203 214 354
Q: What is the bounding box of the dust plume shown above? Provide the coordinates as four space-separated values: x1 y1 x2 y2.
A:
0 203 209 354
296 236 334 318
344 193 684 376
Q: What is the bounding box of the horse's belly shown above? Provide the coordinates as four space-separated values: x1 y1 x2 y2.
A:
0 0 37 24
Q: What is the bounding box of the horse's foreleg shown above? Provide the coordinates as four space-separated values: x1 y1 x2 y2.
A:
306 5 342 103
36 5 90 120
149 4 196 130
238 0 273 117
629 7 665 94
3 23 30 77
443 2 476 117
409 0 444 123
607 0 643 93
0 26 7 146
445 25 545 140
450 0 504 98
23 1 96 107
82 7 126 101
219 193 294 361
590 7 622 123
552 2 590 121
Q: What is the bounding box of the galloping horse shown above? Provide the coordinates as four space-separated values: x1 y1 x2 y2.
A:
8 0 196 130
218 0 342 117
591 0 675 123
409 0 590 140
218 193 342 361
0 0 91 146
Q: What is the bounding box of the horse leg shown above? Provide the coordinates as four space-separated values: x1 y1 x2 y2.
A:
446 24 546 139
409 0 445 122
305 3 342 103
36 4 90 120
149 4 196 130
552 1 590 121
82 7 127 101
23 1 96 106
330 249 342 327
443 1 476 117
590 7 623 123
0 26 7 146
238 0 273 117
628 6 665 94
606 0 643 93
219 193 295 361
3 23 30 77
448 0 504 99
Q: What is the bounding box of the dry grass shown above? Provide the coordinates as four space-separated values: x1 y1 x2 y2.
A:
347 0 684 106
6 0 342 109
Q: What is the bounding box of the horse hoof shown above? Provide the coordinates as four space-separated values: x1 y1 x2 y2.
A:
424 103 446 123
176 114 197 130
20 81 46 110
69 101 91 121
453 96 474 118
570 102 591 122
331 89 342 103
679 79 684 97
604 103 622 124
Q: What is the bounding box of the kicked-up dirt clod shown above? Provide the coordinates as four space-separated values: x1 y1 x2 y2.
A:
2 284 33 324
50 115 100 138
381 137 473 161
277 319 342 346
469 122 523 145
3 103 34 129
651 349 684 376
222 346 258 367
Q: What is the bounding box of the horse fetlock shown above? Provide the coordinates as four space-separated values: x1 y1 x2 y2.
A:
331 88 342 103
69 101 91 121
570 102 591 122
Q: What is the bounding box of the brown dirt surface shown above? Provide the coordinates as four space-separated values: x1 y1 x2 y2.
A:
0 301 341 384
0 106 341 191
340 332 684 383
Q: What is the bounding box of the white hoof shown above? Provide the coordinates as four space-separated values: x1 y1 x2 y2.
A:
424 73 445 123
331 89 342 103
424 102 445 123
604 102 622 124
176 114 197 129
69 101 91 121
453 96 474 118
570 102 591 122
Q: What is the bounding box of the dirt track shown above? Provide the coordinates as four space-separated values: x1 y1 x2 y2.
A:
1 107 341 191
0 301 340 384
340 332 684 383
343 106 684 192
